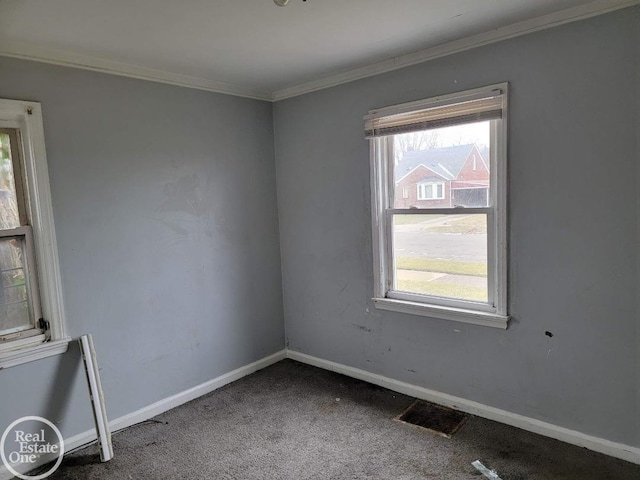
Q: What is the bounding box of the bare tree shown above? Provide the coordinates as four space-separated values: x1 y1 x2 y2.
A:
393 131 440 164
0 134 19 229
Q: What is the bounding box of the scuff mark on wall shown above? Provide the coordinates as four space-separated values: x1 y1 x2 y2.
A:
150 173 215 247
339 303 351 317
159 174 207 216
545 331 554 359
351 323 373 333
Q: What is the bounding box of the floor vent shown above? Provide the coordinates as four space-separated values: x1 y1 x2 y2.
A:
396 400 469 437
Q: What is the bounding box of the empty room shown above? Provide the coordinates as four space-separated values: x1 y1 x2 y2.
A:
0 1 638 479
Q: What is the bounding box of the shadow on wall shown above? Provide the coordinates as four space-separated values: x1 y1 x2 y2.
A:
44 341 83 429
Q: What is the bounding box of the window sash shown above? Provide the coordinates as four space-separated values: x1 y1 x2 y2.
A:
0 226 43 343
384 209 493 308
0 125 42 342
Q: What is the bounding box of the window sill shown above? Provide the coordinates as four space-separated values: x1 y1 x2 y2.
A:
0 338 71 369
373 297 509 329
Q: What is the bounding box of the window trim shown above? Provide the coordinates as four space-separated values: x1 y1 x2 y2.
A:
368 83 509 329
0 99 69 367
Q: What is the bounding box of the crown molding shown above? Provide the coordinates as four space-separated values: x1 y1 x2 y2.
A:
271 0 639 101
0 40 273 102
0 0 637 103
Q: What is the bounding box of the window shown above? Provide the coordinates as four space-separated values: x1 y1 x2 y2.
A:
0 99 68 368
402 187 409 199
417 182 444 200
366 84 508 328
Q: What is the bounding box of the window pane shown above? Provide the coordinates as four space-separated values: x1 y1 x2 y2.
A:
0 133 21 229
392 214 488 302
393 122 491 209
0 236 33 335
425 184 433 198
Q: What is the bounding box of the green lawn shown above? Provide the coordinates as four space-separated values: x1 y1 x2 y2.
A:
397 279 487 302
393 214 486 233
423 214 487 234
393 214 443 225
396 257 487 277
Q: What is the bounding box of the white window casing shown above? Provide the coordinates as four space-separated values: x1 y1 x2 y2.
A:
0 99 70 368
367 83 509 328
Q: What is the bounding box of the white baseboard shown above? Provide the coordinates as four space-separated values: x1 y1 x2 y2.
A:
106 349 286 437
286 350 640 465
2 347 636 480
0 349 286 480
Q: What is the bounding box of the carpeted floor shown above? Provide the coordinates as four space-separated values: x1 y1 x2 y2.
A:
43 359 639 479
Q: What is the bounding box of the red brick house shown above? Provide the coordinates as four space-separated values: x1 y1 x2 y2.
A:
394 144 489 208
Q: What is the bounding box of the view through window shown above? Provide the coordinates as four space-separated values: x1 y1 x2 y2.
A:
392 122 490 302
0 129 41 341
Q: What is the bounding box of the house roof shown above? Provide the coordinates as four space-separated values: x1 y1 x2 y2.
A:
395 144 476 182
416 175 446 183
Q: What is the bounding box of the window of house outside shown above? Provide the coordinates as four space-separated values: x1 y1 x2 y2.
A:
0 99 69 368
366 84 508 328
417 182 444 200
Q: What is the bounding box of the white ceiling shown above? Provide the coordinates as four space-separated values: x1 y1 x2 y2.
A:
0 0 635 100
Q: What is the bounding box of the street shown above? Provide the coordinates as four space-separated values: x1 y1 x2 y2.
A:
393 223 487 262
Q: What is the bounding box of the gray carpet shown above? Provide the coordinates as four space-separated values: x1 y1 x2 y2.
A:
41 359 638 479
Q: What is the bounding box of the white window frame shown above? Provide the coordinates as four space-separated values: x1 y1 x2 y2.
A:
417 182 444 200
0 99 69 368
367 84 509 329
402 186 409 199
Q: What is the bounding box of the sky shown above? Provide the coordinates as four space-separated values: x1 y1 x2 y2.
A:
430 121 490 148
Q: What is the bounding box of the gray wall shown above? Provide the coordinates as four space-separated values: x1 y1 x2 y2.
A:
0 57 284 440
274 7 639 447
0 5 637 454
